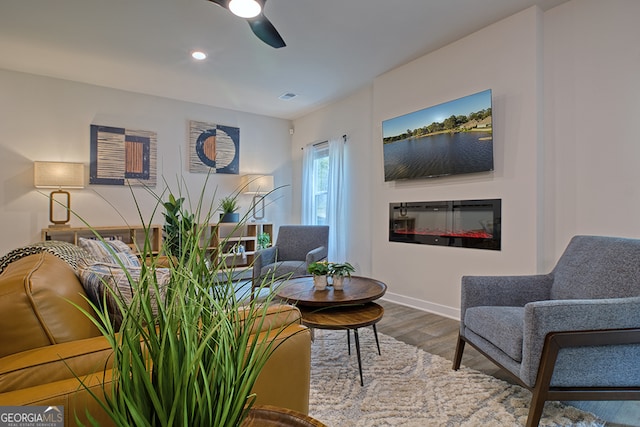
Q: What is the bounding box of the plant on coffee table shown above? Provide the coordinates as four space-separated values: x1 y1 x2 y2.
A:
328 262 355 290
328 262 355 278
307 261 330 290
307 261 330 276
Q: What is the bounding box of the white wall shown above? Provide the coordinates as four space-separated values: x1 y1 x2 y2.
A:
0 69 293 255
542 0 640 267
292 0 640 320
291 87 374 276
369 7 543 318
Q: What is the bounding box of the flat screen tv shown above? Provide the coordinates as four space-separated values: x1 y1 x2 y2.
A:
382 89 493 181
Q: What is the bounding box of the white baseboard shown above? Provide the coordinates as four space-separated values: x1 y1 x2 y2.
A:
381 291 461 321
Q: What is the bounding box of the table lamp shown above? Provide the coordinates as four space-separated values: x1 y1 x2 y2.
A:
241 174 274 221
34 161 85 227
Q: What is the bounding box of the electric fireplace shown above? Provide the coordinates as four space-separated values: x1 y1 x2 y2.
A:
389 199 501 250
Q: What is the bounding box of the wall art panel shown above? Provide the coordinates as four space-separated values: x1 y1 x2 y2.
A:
188 120 239 174
89 124 157 186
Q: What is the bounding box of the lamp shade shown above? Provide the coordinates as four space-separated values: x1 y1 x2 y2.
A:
241 174 274 195
34 162 85 189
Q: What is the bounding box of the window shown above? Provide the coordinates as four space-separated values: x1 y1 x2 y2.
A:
302 136 347 262
309 143 329 225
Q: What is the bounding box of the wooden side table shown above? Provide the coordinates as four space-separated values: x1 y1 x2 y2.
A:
299 302 384 386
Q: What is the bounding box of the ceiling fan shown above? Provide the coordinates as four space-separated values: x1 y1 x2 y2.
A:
207 0 286 49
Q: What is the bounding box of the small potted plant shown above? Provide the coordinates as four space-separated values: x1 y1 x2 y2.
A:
257 232 271 250
307 261 330 290
329 262 355 290
219 196 239 223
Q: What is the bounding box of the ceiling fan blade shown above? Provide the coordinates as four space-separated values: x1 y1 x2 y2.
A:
247 14 286 48
207 0 226 7
206 0 286 48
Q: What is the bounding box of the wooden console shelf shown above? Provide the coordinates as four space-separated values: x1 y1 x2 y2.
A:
41 222 273 279
41 225 163 255
207 222 273 274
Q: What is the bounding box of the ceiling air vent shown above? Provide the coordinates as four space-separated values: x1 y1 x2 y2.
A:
279 92 297 101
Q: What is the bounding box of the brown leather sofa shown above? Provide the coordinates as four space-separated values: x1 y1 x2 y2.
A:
0 252 312 426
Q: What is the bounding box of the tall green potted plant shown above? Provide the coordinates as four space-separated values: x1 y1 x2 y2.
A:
75 182 303 427
162 193 194 259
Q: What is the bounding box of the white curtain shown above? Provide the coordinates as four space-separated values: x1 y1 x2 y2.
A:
301 136 347 262
326 136 346 262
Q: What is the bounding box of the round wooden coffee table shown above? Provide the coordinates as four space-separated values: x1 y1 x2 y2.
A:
276 275 387 385
275 275 387 307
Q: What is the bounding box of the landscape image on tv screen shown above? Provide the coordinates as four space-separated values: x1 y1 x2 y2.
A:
382 89 493 181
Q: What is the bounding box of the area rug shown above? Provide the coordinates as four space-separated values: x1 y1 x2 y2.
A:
308 329 605 427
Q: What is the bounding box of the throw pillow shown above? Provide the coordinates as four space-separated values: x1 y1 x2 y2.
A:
0 241 92 274
78 237 141 267
77 259 170 328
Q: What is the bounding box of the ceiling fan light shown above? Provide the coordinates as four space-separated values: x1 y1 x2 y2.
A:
228 0 262 18
191 51 207 60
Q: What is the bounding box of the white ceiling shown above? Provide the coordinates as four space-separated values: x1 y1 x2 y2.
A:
0 0 567 120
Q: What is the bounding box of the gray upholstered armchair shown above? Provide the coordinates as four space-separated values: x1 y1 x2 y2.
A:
252 225 329 288
453 235 640 427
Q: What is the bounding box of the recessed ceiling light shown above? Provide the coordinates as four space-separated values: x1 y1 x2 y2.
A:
279 92 297 101
191 51 207 61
